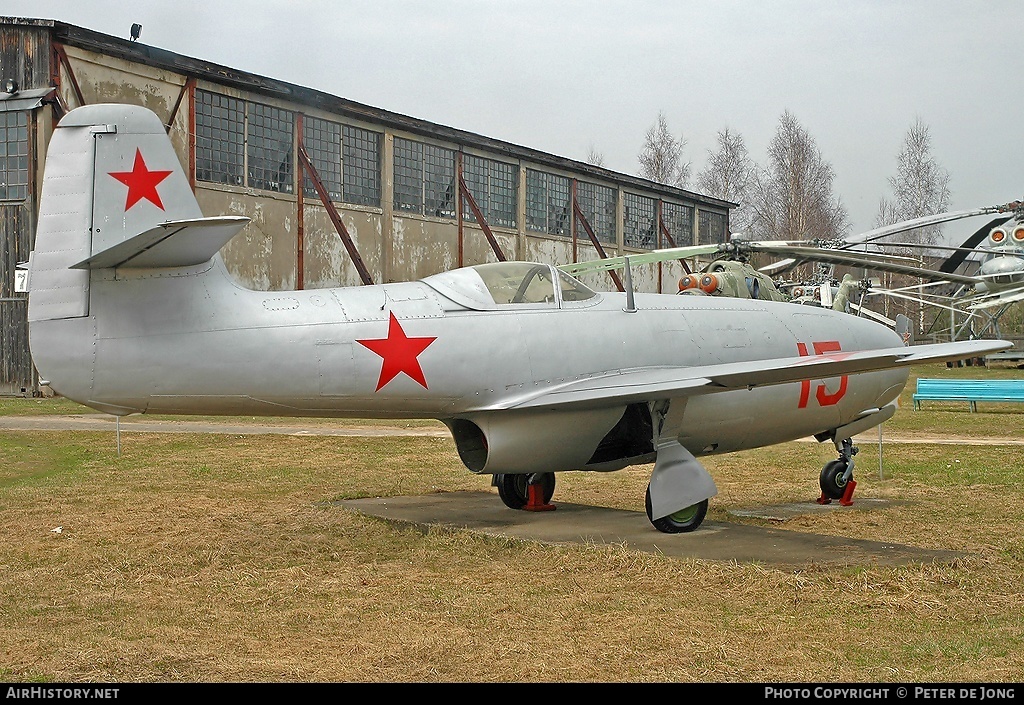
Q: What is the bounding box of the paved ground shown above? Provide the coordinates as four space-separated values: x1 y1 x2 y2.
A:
3 413 1022 444
3 413 1005 567
338 492 964 568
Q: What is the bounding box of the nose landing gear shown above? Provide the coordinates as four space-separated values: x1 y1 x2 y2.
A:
818 438 858 506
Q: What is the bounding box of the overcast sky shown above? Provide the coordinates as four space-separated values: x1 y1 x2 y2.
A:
8 0 1021 238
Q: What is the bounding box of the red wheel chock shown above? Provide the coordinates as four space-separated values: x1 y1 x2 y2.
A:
816 479 857 506
523 483 556 512
839 479 857 506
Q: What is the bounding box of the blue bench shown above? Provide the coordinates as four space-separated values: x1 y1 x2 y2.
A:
912 378 1024 412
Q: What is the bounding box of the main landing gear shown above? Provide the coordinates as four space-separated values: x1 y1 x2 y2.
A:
494 472 556 512
818 437 858 506
645 484 708 534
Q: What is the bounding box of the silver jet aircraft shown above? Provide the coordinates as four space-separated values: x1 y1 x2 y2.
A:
25 104 1011 533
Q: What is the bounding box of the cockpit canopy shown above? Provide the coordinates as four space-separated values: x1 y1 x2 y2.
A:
422 261 599 310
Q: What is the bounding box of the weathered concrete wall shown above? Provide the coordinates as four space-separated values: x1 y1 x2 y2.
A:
388 217 517 283
302 206 383 289
59 46 185 138
195 189 296 291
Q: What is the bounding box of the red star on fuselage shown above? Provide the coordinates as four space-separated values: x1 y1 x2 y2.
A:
108 148 173 211
357 312 438 391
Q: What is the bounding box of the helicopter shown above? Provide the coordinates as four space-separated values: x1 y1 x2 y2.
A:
564 201 1023 342
825 203 1024 341
560 236 880 320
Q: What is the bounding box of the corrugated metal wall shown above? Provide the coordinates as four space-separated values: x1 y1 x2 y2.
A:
0 203 36 395
0 24 47 395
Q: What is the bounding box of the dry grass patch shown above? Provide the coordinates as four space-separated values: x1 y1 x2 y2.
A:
1 391 1024 682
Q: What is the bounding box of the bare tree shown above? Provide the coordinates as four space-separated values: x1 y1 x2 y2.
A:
585 145 606 168
873 117 951 245
750 110 849 243
695 127 756 235
638 111 690 187
872 118 951 330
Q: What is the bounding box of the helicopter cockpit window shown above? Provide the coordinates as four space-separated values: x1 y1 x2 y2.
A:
745 276 760 299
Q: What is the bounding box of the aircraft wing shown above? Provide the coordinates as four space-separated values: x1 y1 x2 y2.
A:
477 339 1011 411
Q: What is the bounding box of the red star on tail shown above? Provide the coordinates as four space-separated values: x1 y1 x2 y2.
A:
108 148 173 211
357 312 437 391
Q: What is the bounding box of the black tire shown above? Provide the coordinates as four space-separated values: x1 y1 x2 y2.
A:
645 484 708 533
495 472 555 510
819 459 850 500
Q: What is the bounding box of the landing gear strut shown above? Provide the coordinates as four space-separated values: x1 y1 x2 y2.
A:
818 438 858 505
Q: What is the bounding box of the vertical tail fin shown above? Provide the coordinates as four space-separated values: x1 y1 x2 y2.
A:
895 314 913 346
27 104 248 411
28 104 202 322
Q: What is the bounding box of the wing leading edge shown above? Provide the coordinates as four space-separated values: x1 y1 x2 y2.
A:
476 339 1012 412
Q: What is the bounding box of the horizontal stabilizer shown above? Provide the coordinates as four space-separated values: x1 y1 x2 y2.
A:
72 216 250 270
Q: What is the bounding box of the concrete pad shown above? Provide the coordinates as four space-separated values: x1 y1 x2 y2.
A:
726 497 893 521
338 491 965 568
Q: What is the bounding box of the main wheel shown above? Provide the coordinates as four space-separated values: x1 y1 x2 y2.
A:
819 459 850 500
645 484 708 533
495 472 555 510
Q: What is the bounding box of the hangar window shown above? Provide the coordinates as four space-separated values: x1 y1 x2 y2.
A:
424 144 456 217
526 169 570 236
576 180 616 244
699 210 728 244
247 102 294 193
393 137 422 213
462 155 516 229
302 117 342 201
0 111 28 201
662 201 694 247
623 192 656 249
342 125 381 207
195 90 244 186
393 137 456 218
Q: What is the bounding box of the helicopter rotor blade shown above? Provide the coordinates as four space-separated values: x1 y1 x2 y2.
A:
741 243 981 284
940 217 1012 273
844 206 1010 246
558 244 723 275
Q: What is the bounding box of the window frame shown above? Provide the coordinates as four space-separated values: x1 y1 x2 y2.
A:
623 192 657 249
0 110 29 202
526 168 571 237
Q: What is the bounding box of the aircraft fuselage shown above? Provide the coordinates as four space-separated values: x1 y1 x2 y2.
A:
30 257 908 468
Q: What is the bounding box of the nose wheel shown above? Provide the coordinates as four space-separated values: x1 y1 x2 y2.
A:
818 438 858 505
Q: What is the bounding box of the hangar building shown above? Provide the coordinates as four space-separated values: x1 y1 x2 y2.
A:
0 17 735 396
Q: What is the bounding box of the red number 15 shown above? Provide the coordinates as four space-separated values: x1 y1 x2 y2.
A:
797 341 848 408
